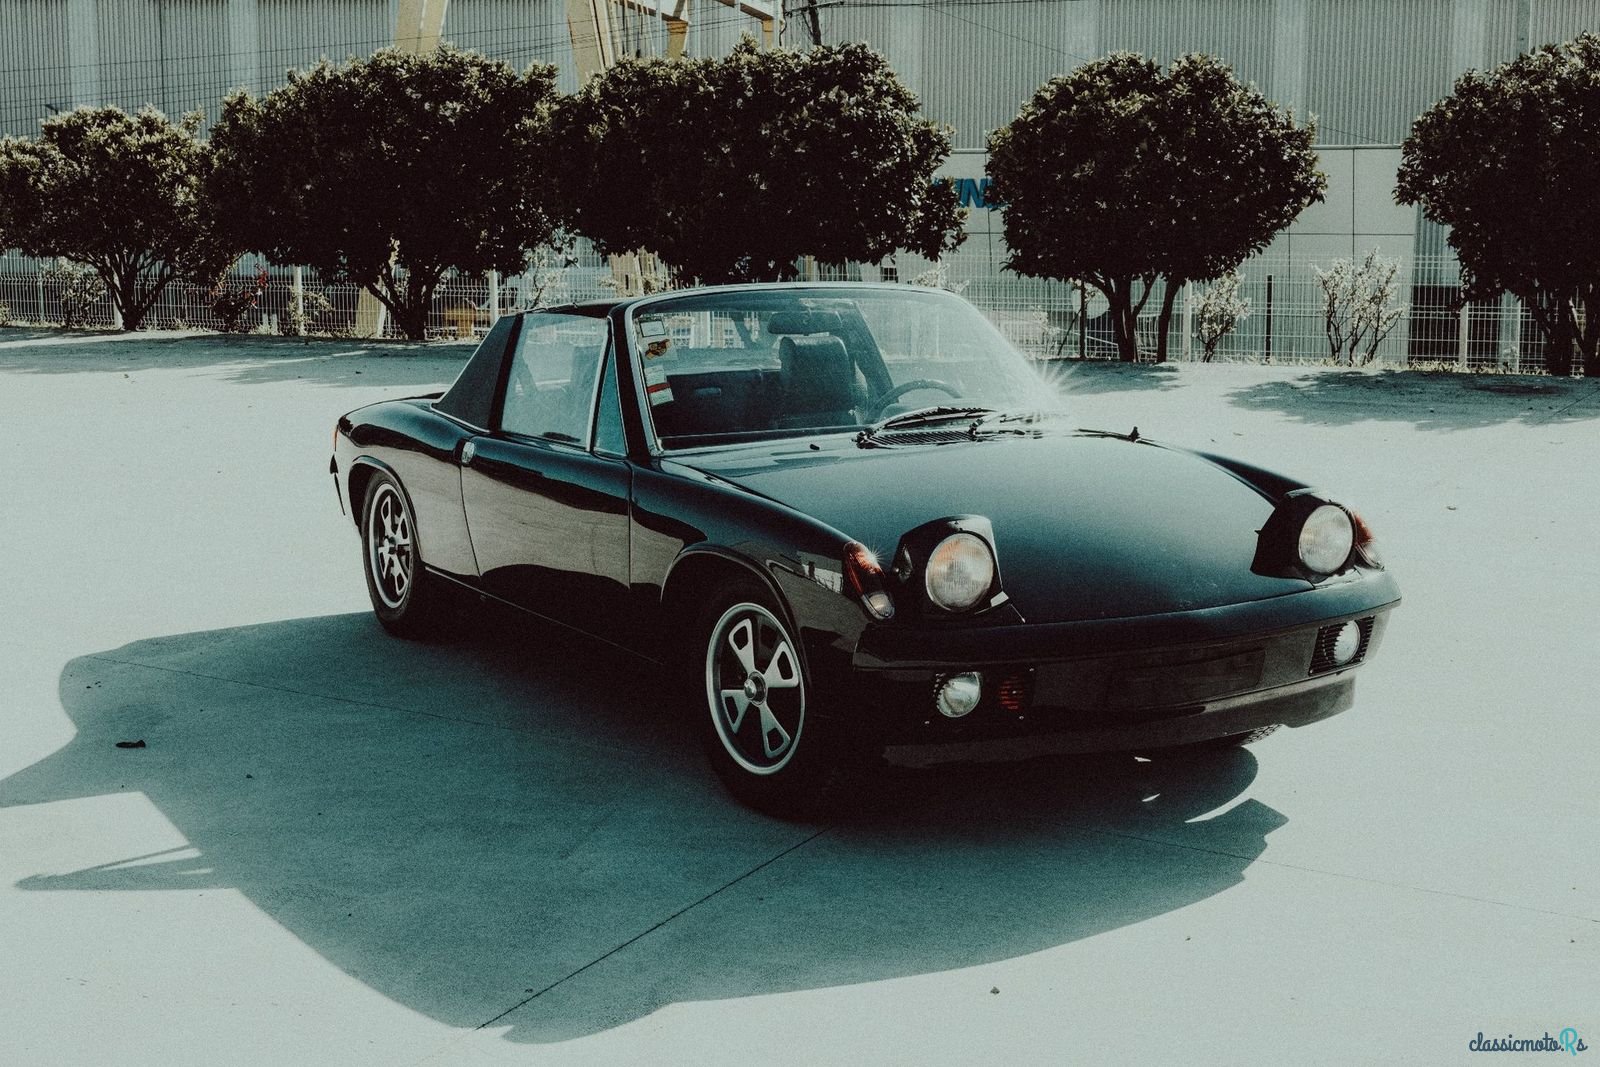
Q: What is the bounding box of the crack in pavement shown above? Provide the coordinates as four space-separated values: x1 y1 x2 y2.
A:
1531 379 1600 424
402 826 833 1062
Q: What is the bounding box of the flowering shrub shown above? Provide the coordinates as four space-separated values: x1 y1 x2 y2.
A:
208 263 270 333
1194 271 1250 362
43 260 107 328
1315 251 1405 366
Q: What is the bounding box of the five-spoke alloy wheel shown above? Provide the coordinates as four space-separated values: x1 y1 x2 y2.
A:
706 601 806 775
695 579 862 815
360 471 442 638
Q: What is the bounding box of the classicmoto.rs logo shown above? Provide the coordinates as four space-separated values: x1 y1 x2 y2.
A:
1468 1028 1588 1054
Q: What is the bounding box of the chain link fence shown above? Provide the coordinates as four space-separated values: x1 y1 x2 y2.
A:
0 247 1569 374
896 249 1558 373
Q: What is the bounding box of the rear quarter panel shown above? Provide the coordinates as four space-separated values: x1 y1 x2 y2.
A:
338 400 478 581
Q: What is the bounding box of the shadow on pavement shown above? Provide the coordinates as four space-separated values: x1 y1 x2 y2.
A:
1044 360 1185 394
1 612 1283 1043
0 327 471 390
1225 369 1600 431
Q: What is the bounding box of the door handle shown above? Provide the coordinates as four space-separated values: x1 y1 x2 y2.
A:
460 439 477 466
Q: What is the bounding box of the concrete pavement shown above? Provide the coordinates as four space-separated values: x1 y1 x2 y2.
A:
1 329 1596 1065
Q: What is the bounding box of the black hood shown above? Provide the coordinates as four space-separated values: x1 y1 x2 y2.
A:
674 431 1313 623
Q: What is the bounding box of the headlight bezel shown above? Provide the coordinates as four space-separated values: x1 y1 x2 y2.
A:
924 531 998 613
1255 490 1374 580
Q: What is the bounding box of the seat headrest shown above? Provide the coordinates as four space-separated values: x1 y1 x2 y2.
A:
778 336 854 415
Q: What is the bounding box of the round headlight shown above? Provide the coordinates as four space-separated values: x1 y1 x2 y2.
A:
925 532 995 612
1298 505 1355 574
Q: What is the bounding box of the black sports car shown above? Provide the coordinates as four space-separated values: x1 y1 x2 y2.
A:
332 283 1399 813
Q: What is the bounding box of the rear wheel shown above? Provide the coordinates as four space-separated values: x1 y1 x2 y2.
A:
696 579 860 816
361 472 444 638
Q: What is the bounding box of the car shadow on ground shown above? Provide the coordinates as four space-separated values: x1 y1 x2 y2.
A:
1224 368 1600 431
0 327 472 389
0 611 1284 1043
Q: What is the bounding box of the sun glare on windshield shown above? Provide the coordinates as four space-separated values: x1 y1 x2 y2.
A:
628 287 1058 446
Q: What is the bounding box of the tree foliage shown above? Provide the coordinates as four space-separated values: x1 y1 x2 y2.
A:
551 39 964 285
988 53 1324 362
208 45 560 340
0 106 217 331
1396 33 1600 376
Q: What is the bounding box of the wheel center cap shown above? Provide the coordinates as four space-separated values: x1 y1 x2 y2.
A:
743 674 766 702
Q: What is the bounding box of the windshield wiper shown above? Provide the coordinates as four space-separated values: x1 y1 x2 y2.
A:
856 405 996 447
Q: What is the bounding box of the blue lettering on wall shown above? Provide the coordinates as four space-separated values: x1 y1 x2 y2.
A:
954 177 996 209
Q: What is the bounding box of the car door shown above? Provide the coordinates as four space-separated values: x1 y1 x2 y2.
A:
459 311 632 636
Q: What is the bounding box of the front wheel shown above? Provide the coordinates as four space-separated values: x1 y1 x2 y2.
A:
361 471 444 638
697 580 860 816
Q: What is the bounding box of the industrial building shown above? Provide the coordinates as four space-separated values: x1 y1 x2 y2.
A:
2 1 1597 363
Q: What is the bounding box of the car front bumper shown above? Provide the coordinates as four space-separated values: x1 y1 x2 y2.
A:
825 575 1398 759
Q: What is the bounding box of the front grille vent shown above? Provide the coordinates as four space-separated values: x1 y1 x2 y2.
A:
1309 616 1375 675
870 428 976 446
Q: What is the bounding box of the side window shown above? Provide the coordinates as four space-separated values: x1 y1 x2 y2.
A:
498 313 609 444
593 345 627 457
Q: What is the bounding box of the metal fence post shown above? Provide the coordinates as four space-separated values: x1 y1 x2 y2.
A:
1458 302 1469 370
1264 275 1273 364
1181 280 1192 362
291 265 304 324
1077 282 1086 360
487 270 500 325
36 270 46 325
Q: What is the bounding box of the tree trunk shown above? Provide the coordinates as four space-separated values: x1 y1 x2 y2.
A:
1101 278 1137 363
1154 277 1182 364
1573 290 1598 378
372 266 441 341
113 269 144 332
1519 287 1573 377
1548 298 1574 378
388 294 431 341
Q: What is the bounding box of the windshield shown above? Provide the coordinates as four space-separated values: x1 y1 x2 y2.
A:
628 287 1058 447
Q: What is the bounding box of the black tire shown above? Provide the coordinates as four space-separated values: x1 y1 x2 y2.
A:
359 471 445 639
694 577 861 817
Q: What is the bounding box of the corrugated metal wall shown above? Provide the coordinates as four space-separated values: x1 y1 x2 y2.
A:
161 0 231 121
914 1 1101 146
96 0 165 114
443 0 571 84
1306 0 1455 145
0 1 71 138
1531 0 1600 43
1100 0 1275 81
256 0 388 83
4 1 1599 147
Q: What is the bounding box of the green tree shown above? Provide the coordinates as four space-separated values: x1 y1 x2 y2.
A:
0 106 218 331
207 45 559 340
1396 33 1600 377
988 53 1324 363
551 39 964 285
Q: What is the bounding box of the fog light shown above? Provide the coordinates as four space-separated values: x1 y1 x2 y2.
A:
935 672 982 718
1331 621 1362 665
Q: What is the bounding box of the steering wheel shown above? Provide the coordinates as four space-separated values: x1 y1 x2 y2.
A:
865 378 962 421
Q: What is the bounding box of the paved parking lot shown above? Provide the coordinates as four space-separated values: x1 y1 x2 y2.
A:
1 328 1596 1065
